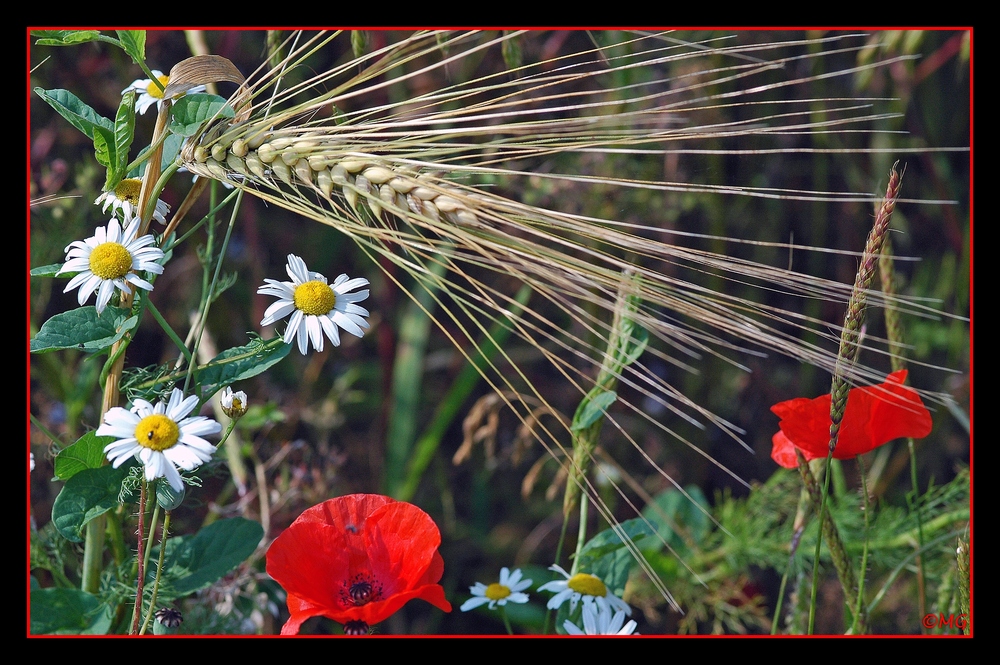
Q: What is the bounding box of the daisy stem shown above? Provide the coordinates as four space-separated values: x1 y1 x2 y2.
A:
129 478 149 635
139 511 172 635
145 298 193 368
500 606 514 635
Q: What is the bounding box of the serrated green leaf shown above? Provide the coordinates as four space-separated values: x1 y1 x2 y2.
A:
167 93 235 137
194 338 291 397
31 306 136 354
116 30 146 64
34 88 113 141
32 30 102 47
54 431 115 480
154 518 263 597
51 464 131 542
31 263 63 277
571 390 617 431
30 588 111 634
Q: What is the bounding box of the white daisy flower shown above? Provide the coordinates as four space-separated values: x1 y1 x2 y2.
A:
563 602 639 635
258 254 371 355
220 386 248 419
537 564 632 617
123 69 206 115
97 388 221 492
459 567 532 612
56 217 165 314
95 178 171 224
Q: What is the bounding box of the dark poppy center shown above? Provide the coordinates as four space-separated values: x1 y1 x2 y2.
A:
341 573 383 608
343 620 369 635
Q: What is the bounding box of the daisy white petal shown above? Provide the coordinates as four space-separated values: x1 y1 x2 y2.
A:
539 564 631 616
258 254 371 355
95 179 171 224
460 567 532 612
57 218 165 314
123 70 206 115
100 388 221 493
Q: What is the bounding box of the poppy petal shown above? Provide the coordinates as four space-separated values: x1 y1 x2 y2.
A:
266 493 451 631
770 370 933 463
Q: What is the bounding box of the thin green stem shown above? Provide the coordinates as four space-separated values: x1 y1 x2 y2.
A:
139 511 172 635
129 478 148 635
500 605 514 635
850 455 871 634
145 298 193 367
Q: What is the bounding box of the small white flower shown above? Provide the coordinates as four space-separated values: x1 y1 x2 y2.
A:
56 217 165 314
97 388 221 492
95 178 171 224
258 254 371 355
459 567 532 612
537 564 632 616
30 452 35 473
563 602 639 635
220 386 248 419
123 70 206 115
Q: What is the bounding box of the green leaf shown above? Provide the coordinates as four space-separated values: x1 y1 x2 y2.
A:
194 338 291 397
155 518 263 596
51 464 132 542
571 390 617 431
32 30 102 46
168 93 235 137
620 324 649 366
33 88 113 141
104 91 136 192
576 518 657 596
54 431 114 480
639 485 712 557
30 588 111 634
31 263 63 277
31 306 137 354
93 125 114 169
116 30 146 64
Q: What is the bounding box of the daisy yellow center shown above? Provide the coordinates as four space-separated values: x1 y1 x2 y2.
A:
114 178 143 206
485 583 512 601
89 242 133 280
293 280 336 316
567 573 606 598
146 74 170 100
134 414 180 452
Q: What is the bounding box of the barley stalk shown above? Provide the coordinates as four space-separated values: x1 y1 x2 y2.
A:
174 31 963 609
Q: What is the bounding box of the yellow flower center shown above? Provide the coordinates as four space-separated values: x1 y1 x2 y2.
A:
134 414 180 452
89 242 133 280
146 74 170 100
293 280 336 316
567 573 607 598
114 178 143 206
485 583 512 601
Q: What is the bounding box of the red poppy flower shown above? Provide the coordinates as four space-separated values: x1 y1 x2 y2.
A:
770 369 932 468
266 494 452 634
